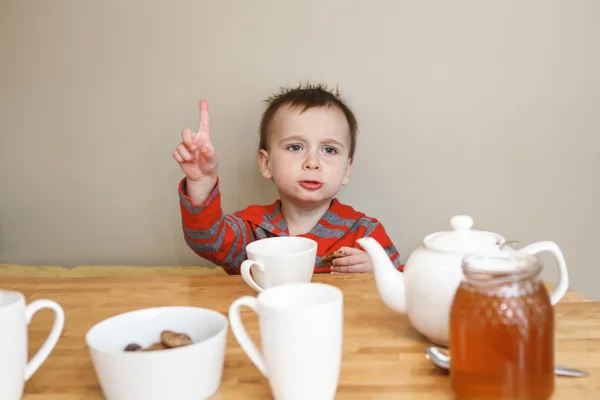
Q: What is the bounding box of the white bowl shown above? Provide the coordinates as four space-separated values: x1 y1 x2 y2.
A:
85 306 228 400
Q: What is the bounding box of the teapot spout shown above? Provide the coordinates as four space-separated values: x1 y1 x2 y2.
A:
357 237 406 314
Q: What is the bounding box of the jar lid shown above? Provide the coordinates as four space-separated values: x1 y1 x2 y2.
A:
424 215 502 253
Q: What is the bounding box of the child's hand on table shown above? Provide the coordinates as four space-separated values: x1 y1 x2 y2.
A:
330 246 373 273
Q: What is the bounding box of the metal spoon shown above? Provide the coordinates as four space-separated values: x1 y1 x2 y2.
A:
425 346 589 378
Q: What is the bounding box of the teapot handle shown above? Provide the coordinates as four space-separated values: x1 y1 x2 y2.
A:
520 241 569 305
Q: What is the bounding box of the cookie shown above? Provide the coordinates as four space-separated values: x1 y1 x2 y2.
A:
161 330 192 348
123 330 193 352
124 343 142 352
143 342 169 351
322 250 344 265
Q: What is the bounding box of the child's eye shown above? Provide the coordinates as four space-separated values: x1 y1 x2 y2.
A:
287 144 303 152
323 146 338 154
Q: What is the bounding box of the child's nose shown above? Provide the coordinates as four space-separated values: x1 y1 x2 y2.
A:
303 154 320 170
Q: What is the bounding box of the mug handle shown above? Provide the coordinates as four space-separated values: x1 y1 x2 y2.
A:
240 260 265 292
520 241 569 306
24 299 65 380
228 296 268 377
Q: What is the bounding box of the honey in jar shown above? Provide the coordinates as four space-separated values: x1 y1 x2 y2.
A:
449 251 555 400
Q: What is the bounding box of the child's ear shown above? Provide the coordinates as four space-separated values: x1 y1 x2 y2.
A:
257 149 273 179
342 158 352 186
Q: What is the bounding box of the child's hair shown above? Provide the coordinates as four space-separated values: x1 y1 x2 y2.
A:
258 82 359 160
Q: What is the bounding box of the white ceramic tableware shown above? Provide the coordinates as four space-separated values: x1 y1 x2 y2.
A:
229 282 343 400
241 236 317 292
0 289 64 400
85 306 228 400
358 214 569 345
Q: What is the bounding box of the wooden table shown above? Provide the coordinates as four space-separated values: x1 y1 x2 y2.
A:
4 273 600 399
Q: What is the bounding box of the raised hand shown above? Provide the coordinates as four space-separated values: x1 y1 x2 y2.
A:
173 100 218 183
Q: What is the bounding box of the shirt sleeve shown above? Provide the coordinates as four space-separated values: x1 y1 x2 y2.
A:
178 178 254 274
364 220 403 271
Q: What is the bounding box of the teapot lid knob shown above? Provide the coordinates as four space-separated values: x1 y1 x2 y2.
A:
451 215 473 231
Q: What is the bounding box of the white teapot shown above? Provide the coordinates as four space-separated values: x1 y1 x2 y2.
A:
357 215 569 346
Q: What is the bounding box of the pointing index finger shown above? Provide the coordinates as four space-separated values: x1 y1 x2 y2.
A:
199 99 210 135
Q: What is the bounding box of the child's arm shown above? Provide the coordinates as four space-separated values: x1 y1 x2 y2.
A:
330 218 403 273
173 100 253 273
367 223 403 270
178 178 253 274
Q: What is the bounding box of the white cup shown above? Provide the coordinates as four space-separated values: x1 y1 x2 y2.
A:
241 236 317 292
0 289 64 400
229 282 343 400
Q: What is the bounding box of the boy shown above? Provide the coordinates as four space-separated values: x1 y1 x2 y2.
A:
173 83 401 275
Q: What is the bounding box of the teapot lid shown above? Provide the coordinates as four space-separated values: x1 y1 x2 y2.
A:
423 215 503 253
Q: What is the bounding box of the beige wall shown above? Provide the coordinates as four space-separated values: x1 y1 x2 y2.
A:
1 1 599 299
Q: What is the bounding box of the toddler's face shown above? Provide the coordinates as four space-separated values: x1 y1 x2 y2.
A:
258 105 352 207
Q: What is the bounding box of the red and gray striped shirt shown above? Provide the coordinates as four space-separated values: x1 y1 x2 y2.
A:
179 178 402 275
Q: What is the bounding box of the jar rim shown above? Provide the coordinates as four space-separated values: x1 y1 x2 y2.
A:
462 251 542 284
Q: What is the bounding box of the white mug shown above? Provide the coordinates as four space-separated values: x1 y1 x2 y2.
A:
0 289 64 400
229 282 343 400
240 236 317 292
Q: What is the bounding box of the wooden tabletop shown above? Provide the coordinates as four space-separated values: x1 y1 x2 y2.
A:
4 273 600 399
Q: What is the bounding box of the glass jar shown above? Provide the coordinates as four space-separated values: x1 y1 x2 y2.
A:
449 251 555 400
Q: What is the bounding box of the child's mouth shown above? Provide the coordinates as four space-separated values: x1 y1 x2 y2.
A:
299 180 323 190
